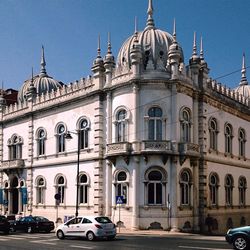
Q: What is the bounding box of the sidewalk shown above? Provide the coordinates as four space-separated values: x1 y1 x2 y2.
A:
117 227 225 241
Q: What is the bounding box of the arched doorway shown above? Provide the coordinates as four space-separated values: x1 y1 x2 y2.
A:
11 177 19 214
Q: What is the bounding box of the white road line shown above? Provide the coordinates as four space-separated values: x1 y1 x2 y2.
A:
70 245 95 249
0 238 9 241
30 238 58 244
178 246 229 250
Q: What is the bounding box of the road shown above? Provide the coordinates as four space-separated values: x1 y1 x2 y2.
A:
0 232 232 250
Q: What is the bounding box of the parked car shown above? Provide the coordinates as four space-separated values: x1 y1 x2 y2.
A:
0 215 10 234
56 216 116 241
11 216 54 233
225 225 250 250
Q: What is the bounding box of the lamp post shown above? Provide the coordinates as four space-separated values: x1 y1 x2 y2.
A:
65 130 80 218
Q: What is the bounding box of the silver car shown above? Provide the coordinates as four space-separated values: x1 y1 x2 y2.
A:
56 216 116 241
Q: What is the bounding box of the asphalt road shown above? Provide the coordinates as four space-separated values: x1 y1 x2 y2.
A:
0 232 232 250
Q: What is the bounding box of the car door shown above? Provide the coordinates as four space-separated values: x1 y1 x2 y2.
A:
79 218 93 237
64 217 83 236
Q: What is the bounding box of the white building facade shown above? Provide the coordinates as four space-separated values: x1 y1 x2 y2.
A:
0 0 250 234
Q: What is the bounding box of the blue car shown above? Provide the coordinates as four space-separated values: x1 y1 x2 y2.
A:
226 226 250 250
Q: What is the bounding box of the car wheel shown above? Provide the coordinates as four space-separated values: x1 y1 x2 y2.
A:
27 226 33 233
56 230 65 240
87 231 95 241
233 236 248 250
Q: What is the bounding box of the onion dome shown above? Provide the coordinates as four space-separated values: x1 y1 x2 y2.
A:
234 53 250 98
18 46 63 103
116 0 184 74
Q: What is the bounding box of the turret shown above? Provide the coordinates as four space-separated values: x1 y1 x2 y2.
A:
168 19 182 79
130 17 142 78
104 33 115 87
189 32 201 86
26 68 37 102
91 35 105 89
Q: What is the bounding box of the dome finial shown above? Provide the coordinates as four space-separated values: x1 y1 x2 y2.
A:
98 34 101 57
146 0 155 29
107 32 112 55
134 16 138 34
240 53 248 86
173 18 176 41
192 32 197 56
200 36 204 59
40 45 47 75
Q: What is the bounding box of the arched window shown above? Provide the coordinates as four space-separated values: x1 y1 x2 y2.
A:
225 174 233 206
239 176 247 206
36 177 46 204
180 108 191 142
55 176 66 204
225 123 233 154
37 129 46 156
209 118 218 150
238 128 246 157
57 124 66 153
148 107 162 140
209 173 219 206
7 135 23 160
79 119 89 149
115 171 129 204
180 170 192 205
145 168 167 205
78 173 89 204
116 109 127 142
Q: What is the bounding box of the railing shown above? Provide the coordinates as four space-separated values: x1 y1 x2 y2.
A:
141 140 172 152
106 142 131 155
1 159 25 169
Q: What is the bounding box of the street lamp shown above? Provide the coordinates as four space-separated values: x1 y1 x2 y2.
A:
65 130 80 218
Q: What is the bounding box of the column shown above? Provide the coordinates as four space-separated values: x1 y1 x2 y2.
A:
105 160 112 217
132 156 139 230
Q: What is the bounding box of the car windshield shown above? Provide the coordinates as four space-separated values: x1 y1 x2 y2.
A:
95 217 112 224
33 216 49 222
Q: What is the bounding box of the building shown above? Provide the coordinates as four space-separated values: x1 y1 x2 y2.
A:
0 0 250 234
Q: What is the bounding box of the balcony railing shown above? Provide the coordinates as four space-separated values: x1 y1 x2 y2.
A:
106 142 131 156
178 142 200 155
1 159 25 169
141 140 172 153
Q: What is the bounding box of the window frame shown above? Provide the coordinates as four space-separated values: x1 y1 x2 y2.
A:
180 107 192 143
225 174 234 206
148 106 163 141
179 170 192 206
144 167 167 206
208 118 218 151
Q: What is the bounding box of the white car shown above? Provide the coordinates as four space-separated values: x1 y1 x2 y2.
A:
56 216 116 241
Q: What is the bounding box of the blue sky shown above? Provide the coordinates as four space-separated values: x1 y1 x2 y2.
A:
0 0 250 90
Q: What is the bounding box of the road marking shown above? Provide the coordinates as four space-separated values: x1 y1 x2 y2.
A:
179 246 229 250
0 238 9 241
30 238 58 245
70 245 95 249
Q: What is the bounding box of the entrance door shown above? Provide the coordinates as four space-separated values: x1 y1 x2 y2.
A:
11 177 19 214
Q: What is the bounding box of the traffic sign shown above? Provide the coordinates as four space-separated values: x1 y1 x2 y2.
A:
116 196 124 204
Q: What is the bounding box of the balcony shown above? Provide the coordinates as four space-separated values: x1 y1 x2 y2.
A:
1 159 25 170
178 142 200 156
141 140 172 153
106 142 131 156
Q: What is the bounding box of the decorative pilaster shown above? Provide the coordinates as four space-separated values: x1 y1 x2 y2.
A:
93 97 105 214
132 156 140 230
106 92 112 144
26 118 34 213
105 160 112 217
